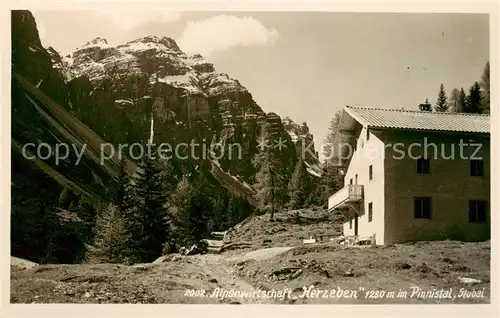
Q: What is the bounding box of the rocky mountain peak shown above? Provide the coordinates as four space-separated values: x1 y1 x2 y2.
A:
160 36 181 51
124 35 182 53
48 34 249 99
130 35 161 43
82 37 109 48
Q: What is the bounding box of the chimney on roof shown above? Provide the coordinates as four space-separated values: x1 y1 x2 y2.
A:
418 98 432 111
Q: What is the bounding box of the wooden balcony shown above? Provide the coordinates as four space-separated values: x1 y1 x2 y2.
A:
327 184 364 211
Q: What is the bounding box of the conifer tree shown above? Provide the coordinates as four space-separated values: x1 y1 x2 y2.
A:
213 190 230 230
323 110 342 159
241 195 255 221
177 186 212 249
464 82 483 114
254 150 272 208
172 174 192 209
108 157 136 259
129 144 171 262
449 88 460 113
112 157 134 218
457 88 467 113
288 158 311 209
226 194 239 227
434 83 448 112
87 203 128 263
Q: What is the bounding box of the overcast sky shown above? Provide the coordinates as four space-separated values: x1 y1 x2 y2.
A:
32 11 490 153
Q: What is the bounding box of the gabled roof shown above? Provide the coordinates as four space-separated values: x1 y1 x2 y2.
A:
344 106 490 134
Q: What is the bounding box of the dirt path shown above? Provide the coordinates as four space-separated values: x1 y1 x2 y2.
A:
189 254 272 304
226 247 294 263
183 247 297 304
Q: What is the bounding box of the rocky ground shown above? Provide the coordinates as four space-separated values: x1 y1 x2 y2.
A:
10 209 490 304
222 208 343 250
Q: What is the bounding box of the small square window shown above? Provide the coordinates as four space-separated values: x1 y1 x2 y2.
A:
469 200 487 223
416 157 430 174
470 160 484 177
368 202 373 223
414 197 431 219
369 165 373 180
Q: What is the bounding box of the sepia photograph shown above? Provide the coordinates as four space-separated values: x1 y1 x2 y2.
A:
6 3 496 313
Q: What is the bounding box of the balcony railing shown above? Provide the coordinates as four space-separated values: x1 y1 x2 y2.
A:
328 184 364 211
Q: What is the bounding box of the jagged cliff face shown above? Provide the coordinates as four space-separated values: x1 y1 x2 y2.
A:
45 34 319 184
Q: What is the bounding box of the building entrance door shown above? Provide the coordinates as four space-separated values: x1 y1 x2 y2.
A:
354 213 359 236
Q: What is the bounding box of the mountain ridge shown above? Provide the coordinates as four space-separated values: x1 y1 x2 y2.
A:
46 32 321 179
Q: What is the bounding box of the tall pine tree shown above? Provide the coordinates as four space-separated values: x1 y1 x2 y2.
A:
449 88 460 113
86 203 129 263
172 174 192 210
213 190 231 231
288 159 311 209
129 144 171 263
464 82 483 114
434 83 448 112
457 88 467 113
112 157 134 219
323 110 342 160
177 183 212 249
226 194 240 227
